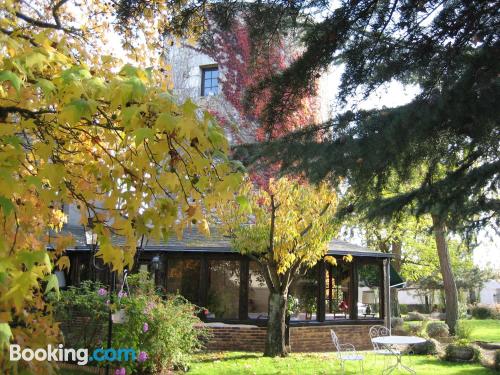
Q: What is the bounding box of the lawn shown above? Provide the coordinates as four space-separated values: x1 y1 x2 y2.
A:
182 351 495 375
461 319 500 343
403 319 500 343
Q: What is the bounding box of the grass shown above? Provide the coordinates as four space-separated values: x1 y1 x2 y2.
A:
460 319 500 343
402 319 500 343
59 320 500 374
182 351 495 375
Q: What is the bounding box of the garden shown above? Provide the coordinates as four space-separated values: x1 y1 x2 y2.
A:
54 275 500 374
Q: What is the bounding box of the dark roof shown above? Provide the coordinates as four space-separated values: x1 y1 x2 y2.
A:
57 225 390 258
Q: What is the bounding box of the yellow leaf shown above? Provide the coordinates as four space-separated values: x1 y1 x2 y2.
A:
56 256 70 271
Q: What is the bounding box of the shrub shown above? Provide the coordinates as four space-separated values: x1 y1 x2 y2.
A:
113 293 208 373
445 340 480 363
471 306 493 319
455 321 472 341
391 317 404 329
54 280 109 350
409 339 439 355
399 304 409 315
406 311 427 321
426 321 449 338
55 273 206 373
406 322 423 336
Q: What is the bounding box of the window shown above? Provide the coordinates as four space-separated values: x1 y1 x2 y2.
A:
207 260 240 319
166 258 201 305
325 260 351 320
357 262 382 319
201 66 219 96
248 261 270 319
289 266 319 321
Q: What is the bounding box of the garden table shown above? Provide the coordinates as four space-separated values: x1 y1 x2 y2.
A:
371 335 426 374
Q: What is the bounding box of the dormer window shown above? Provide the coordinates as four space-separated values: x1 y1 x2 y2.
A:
201 66 219 96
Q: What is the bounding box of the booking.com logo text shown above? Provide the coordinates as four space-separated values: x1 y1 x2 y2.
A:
10 344 138 365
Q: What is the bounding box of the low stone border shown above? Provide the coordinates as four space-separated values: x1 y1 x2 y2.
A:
475 341 500 350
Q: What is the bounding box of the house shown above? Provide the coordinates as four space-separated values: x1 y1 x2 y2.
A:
55 27 403 351
479 279 500 306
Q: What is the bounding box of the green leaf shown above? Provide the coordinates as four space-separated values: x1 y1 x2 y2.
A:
17 250 51 272
60 99 95 124
119 64 139 77
25 175 43 188
133 127 155 146
236 195 252 213
0 70 22 93
182 99 197 116
44 274 60 299
155 112 178 132
0 196 14 216
61 66 92 83
35 78 55 96
208 124 225 147
0 323 12 347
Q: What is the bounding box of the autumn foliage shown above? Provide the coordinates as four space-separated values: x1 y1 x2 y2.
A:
0 1 241 372
201 20 319 143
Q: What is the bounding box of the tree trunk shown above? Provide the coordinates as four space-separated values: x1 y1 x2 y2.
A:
391 241 402 317
432 214 459 334
264 291 288 357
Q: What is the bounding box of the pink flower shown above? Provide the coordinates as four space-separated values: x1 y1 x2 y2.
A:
143 322 149 332
118 290 127 298
106 300 110 305
115 368 126 375
138 351 148 362
98 288 107 296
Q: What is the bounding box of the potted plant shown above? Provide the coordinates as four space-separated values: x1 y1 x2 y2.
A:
303 296 317 320
445 339 480 362
287 295 299 319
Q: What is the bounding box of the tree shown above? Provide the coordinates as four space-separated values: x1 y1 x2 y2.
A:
236 1 498 333
216 178 338 356
400 227 492 314
0 1 241 372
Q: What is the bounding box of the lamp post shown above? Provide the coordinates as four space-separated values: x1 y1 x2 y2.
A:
83 218 105 281
151 254 162 287
83 219 113 375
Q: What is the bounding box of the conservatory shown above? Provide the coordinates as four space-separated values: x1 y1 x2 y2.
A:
59 225 402 351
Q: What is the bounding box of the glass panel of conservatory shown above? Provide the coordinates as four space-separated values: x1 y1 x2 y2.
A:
325 260 351 320
357 262 382 319
207 260 240 319
289 266 318 321
166 258 201 305
248 261 270 319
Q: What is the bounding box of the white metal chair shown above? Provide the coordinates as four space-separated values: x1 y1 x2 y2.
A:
330 329 364 374
369 325 400 372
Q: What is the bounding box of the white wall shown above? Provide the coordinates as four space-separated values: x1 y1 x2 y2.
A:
479 279 500 305
398 288 425 305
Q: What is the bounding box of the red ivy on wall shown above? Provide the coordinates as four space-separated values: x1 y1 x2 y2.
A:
201 20 319 188
202 21 319 143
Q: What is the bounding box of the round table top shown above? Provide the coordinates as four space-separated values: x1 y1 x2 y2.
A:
372 335 426 345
